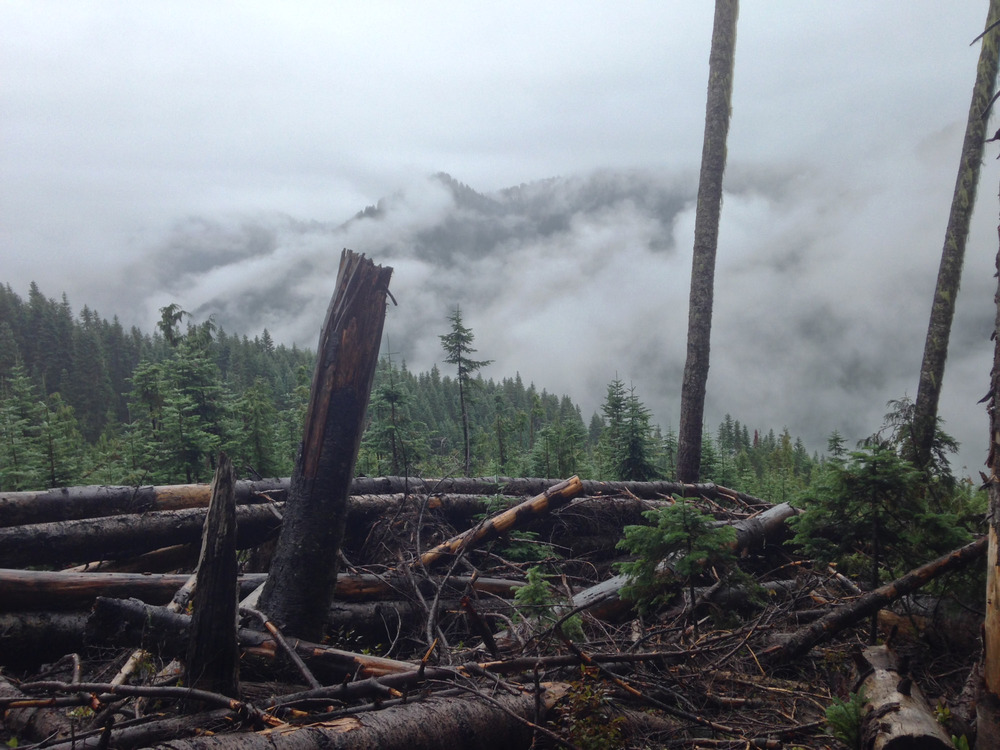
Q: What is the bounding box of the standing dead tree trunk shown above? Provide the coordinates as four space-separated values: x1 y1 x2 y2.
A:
912 0 1000 468
676 0 739 483
257 250 392 641
186 452 240 698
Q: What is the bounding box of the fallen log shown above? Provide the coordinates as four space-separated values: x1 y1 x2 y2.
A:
0 569 522 613
0 492 660 572
0 477 763 528
0 569 266 610
851 644 953 750
572 501 799 620
0 612 88 669
760 535 988 667
87 597 416 681
415 476 584 568
141 684 565 750
0 503 284 568
0 479 289 528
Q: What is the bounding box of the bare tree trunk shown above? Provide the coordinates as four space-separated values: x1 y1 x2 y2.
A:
415 476 583 568
257 251 392 641
913 0 1000 468
676 0 739 483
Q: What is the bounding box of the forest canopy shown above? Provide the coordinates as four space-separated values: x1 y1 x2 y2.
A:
2 282 827 494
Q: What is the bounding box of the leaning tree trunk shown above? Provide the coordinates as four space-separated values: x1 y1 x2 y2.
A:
676 0 739 483
913 0 1000 468
257 250 392 641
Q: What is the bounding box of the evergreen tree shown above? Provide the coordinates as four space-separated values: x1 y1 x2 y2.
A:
38 392 85 487
0 365 45 490
439 306 493 475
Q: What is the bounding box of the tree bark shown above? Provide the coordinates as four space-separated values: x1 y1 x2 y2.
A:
141 685 563 750
186 453 240 698
912 0 1000 468
0 569 266 610
854 644 953 750
258 250 392 641
676 0 739 483
415 476 584 568
982 54 1000 742
0 612 88 669
0 569 521 611
761 535 987 668
0 478 289 528
0 477 766 527
0 503 282 568
87 597 416 681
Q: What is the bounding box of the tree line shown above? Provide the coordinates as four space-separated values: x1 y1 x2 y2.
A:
0 283 823 493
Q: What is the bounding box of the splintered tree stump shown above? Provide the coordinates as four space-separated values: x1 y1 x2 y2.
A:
186 453 240 698
257 250 393 641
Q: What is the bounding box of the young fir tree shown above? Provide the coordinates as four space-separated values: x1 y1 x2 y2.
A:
598 379 660 481
439 306 493 476
38 392 85 488
617 499 736 620
0 365 45 490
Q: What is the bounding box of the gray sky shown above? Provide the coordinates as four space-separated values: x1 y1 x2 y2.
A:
3 2 1000 476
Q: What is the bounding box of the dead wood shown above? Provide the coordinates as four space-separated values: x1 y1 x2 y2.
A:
0 479 290 528
257 251 392 642
761 535 987 667
572 501 799 620
87 597 416 681
854 644 953 750
186 453 240 698
0 503 283 568
0 477 761 528
414 476 585 569
0 569 521 612
136 683 565 750
0 612 89 669
0 569 269 610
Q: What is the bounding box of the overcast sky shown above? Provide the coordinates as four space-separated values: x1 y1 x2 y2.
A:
3 2 1000 476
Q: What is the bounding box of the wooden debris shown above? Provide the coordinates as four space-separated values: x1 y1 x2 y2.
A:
257 251 393 641
186 453 240 698
854 644 953 750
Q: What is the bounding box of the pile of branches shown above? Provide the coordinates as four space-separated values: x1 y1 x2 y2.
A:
0 475 985 749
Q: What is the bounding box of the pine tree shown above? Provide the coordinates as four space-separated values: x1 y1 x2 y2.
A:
0 365 45 490
439 306 493 475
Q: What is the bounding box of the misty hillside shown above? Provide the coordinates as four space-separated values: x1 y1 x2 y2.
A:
110 168 994 476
